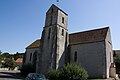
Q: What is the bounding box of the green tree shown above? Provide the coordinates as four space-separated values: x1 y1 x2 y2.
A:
2 58 16 70
114 56 120 71
2 52 12 58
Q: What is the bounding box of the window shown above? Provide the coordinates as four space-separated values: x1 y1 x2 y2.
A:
62 29 64 36
30 53 32 61
62 17 64 24
48 28 51 39
74 51 77 62
50 16 52 25
51 8 53 13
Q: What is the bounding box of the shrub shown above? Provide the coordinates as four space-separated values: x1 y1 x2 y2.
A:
20 63 35 77
47 69 60 80
47 63 88 80
60 63 88 80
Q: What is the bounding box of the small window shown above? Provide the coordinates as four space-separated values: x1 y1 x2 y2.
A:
48 28 51 39
50 16 52 25
74 51 77 62
62 29 64 36
62 17 64 24
51 8 53 13
30 53 32 61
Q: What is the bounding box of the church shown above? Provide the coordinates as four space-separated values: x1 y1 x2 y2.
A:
24 4 115 78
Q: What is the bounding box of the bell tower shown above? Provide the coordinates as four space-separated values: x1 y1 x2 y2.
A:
37 4 68 74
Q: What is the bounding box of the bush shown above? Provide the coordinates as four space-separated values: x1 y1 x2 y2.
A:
47 69 60 80
20 63 35 77
47 63 88 80
60 64 88 80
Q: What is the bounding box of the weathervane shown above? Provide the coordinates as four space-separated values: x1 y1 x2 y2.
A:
56 0 59 6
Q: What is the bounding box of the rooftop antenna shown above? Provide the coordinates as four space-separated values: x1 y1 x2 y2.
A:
56 0 59 6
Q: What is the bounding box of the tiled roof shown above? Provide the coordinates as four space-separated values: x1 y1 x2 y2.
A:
15 58 23 63
26 27 109 48
69 27 109 45
26 39 40 49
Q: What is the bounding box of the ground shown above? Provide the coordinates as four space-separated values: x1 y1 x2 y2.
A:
0 70 118 80
0 70 23 80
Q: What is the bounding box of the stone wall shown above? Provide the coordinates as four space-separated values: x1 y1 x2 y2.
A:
25 48 39 64
105 28 113 78
70 41 106 78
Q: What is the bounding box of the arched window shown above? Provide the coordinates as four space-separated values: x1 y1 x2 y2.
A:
62 29 64 36
29 53 32 61
74 51 77 62
50 16 52 25
62 17 64 24
51 8 53 13
48 28 51 39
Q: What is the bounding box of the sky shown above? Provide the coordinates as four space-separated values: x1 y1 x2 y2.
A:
0 0 120 53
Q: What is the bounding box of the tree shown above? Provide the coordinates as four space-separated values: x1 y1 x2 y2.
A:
2 52 12 58
114 56 120 71
2 58 17 70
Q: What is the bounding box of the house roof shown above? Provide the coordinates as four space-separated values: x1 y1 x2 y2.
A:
69 27 109 45
15 58 23 63
26 39 40 49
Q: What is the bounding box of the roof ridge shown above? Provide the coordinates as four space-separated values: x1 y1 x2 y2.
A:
69 27 109 45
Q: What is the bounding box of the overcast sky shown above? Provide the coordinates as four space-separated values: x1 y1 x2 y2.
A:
0 0 120 53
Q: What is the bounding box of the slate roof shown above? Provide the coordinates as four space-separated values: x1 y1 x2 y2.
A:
26 27 109 49
15 58 23 63
69 27 109 45
26 39 40 49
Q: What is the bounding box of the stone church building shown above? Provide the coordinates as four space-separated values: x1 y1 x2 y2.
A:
24 4 115 78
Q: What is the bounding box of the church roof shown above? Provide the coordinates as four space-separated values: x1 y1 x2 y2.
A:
26 27 109 49
26 39 40 49
69 27 109 45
